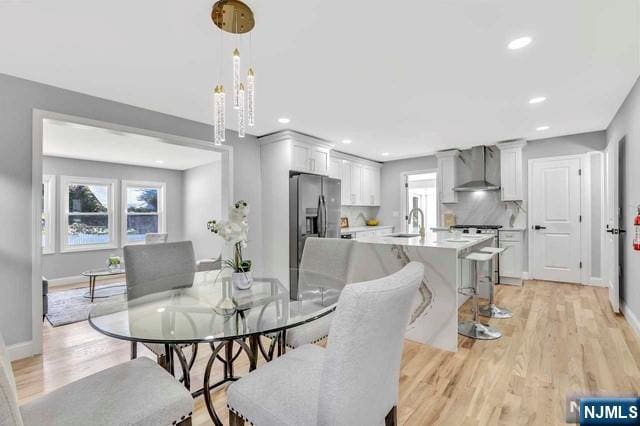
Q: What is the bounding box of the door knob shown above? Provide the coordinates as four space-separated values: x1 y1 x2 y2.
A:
534 225 546 230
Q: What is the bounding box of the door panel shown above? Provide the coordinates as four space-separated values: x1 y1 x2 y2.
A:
606 139 620 312
531 158 582 283
311 147 329 175
292 142 310 172
350 163 362 205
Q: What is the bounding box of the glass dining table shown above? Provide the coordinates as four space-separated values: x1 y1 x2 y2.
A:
88 269 340 425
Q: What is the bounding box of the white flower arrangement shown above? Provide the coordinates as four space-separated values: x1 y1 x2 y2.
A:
207 200 251 273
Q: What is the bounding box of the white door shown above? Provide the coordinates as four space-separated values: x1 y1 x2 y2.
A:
350 163 362 205
531 157 582 283
341 161 352 205
362 166 373 205
605 139 620 312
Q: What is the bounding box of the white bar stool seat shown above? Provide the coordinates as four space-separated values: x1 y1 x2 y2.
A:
479 246 513 319
458 251 502 340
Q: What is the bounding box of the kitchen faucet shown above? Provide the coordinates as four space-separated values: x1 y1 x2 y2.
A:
407 207 426 239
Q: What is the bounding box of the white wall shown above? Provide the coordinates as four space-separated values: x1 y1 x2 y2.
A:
0 72 262 349
41 156 185 279
606 74 640 320
183 161 223 261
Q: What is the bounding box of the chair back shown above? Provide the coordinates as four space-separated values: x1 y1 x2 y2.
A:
144 233 168 244
298 237 355 292
317 262 424 426
124 241 196 300
0 333 24 426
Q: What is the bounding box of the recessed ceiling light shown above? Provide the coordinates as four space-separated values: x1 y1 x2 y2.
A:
277 117 291 124
155 160 165 164
381 152 390 157
529 96 547 104
508 36 532 50
536 125 550 131
342 139 352 144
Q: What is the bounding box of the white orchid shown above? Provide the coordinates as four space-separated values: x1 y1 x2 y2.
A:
207 200 251 272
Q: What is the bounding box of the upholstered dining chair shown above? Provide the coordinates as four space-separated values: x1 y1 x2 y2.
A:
0 332 193 426
273 237 355 351
124 241 197 370
227 261 424 426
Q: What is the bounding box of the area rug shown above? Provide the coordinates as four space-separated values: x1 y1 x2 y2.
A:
46 283 127 327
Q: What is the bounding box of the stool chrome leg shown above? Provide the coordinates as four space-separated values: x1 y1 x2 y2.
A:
458 258 502 340
479 256 512 319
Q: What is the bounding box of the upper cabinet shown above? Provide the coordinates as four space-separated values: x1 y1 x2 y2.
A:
496 140 527 201
291 140 330 175
435 150 460 203
261 130 334 176
332 152 382 206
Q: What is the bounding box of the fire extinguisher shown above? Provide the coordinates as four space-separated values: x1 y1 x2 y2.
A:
635 205 640 251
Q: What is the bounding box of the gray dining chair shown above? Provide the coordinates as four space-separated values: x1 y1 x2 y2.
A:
124 241 197 370
0 332 193 426
227 262 424 426
274 237 355 351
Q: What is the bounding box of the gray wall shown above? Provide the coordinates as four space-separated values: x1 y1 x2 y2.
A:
379 131 606 277
41 156 185 279
606 74 640 320
183 161 223 261
0 72 262 347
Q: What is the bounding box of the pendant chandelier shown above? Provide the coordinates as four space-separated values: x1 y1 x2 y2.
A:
211 0 256 145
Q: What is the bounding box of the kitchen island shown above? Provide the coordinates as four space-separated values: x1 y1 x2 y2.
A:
352 232 494 352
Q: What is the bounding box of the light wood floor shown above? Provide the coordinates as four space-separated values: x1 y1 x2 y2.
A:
13 280 640 425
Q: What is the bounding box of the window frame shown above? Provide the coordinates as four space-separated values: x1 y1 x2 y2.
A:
60 176 118 253
121 180 166 247
42 174 56 255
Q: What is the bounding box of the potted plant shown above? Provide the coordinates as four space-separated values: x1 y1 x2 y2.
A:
107 255 122 271
207 200 252 289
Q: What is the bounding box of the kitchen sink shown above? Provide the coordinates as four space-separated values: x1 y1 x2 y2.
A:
388 233 420 238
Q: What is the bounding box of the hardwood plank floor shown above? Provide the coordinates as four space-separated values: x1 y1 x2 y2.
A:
13 280 640 425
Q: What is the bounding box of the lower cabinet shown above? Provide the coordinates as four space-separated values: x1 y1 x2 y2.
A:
499 230 524 285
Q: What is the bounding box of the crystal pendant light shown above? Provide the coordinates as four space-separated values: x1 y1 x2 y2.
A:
247 68 255 126
214 85 226 144
233 48 241 109
238 83 245 138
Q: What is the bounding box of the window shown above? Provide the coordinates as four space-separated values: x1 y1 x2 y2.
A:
61 176 117 252
42 175 56 254
122 181 165 245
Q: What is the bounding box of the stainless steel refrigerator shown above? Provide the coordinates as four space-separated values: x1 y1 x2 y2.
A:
289 173 341 299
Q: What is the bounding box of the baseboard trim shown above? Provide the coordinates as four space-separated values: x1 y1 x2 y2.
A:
622 302 640 338
521 272 530 280
588 277 606 287
47 274 86 287
7 340 35 361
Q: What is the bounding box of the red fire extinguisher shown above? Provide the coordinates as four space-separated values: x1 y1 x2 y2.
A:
635 205 640 251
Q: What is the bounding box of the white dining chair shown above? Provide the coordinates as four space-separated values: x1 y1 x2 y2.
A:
276 237 355 351
0 332 193 426
227 262 424 426
124 241 197 370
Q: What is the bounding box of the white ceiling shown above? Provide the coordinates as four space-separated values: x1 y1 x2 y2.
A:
43 119 221 170
2 0 639 161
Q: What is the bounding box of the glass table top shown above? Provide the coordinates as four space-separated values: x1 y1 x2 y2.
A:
82 267 126 277
88 270 340 344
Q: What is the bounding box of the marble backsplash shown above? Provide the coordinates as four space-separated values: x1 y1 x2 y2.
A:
440 191 527 228
340 205 381 227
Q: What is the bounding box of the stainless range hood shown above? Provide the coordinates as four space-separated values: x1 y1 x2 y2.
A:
453 145 500 192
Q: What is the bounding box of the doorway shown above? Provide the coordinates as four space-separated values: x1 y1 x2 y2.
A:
401 171 438 234
529 156 585 284
604 137 624 312
31 109 233 356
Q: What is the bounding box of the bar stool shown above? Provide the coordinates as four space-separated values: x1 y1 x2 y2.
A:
458 251 502 340
479 247 513 319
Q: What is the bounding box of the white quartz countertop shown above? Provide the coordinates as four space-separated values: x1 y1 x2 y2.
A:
356 232 494 251
340 225 394 234
430 227 526 232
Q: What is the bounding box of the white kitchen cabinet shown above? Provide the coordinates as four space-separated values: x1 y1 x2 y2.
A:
361 166 381 206
496 140 526 201
341 161 352 205
435 150 460 204
290 140 331 175
329 157 342 180
350 162 363 205
499 229 524 285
